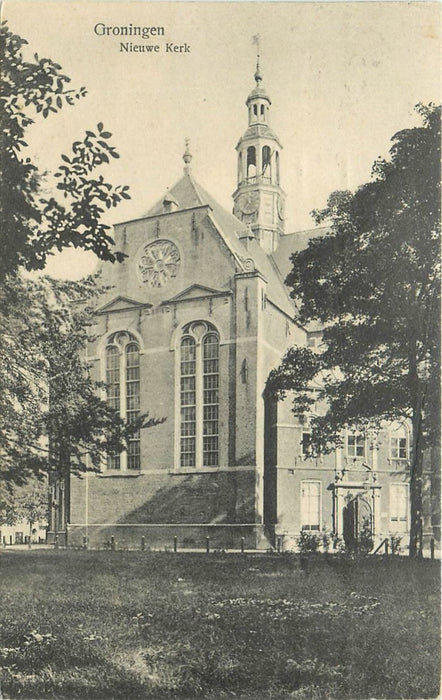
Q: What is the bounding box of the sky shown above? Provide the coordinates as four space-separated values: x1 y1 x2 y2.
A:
3 1 440 279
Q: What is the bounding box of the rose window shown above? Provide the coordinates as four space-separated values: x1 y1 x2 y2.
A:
138 240 180 288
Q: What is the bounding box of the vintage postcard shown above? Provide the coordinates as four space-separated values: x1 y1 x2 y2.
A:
1 1 440 698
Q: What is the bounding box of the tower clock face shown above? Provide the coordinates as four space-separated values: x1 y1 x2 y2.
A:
137 239 181 288
277 197 285 220
238 191 259 215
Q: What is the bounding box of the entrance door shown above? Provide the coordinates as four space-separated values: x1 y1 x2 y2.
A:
343 494 373 552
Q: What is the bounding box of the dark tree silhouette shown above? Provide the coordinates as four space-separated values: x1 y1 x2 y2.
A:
267 104 441 557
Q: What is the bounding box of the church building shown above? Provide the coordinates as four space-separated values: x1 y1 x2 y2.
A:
49 62 438 553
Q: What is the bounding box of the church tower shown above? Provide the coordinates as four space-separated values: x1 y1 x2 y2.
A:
232 57 286 254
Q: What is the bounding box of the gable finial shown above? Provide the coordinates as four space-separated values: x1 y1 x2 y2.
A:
183 137 192 174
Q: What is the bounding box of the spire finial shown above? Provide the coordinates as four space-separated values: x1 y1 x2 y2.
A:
183 137 192 174
252 34 262 84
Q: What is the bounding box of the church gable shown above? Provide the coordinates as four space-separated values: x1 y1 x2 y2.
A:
165 284 231 303
103 205 240 308
95 295 152 315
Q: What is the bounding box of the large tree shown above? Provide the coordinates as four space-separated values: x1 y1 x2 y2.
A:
1 21 128 279
0 23 162 488
0 274 164 488
267 104 440 558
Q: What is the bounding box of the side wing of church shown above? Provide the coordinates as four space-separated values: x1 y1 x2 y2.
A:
48 64 439 554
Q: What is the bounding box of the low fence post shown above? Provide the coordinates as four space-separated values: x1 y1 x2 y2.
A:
277 537 282 554
54 535 59 550
173 536 178 553
206 536 210 554
110 535 115 551
240 537 245 554
141 536 145 552
384 539 389 555
430 538 435 560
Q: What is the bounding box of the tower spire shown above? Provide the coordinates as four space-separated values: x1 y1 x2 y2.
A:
232 51 286 254
252 34 262 85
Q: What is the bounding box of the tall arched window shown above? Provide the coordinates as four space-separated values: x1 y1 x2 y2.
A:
247 146 256 181
180 336 196 467
262 146 272 182
179 322 219 469
105 332 141 470
237 151 243 185
202 333 219 466
106 345 121 470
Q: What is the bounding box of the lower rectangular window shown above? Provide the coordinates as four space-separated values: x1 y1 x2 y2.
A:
390 437 407 460
107 454 121 470
301 481 321 531
347 434 365 458
390 483 408 531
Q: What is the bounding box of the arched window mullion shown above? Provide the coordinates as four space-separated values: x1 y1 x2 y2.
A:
180 336 196 467
106 345 121 470
105 332 140 471
202 333 219 467
126 342 140 470
179 324 219 470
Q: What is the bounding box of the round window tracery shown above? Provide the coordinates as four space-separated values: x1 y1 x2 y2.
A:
137 239 181 288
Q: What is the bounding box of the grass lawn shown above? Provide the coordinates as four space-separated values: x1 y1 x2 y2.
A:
0 551 439 699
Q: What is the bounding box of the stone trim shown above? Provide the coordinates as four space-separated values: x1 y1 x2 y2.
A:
96 466 257 477
68 522 259 528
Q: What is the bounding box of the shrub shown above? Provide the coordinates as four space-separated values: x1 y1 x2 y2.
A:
390 535 402 555
358 517 374 555
297 530 320 553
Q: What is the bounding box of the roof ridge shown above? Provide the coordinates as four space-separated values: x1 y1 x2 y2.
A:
282 225 329 237
186 174 207 207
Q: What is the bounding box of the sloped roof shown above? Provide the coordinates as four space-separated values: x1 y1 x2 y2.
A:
143 172 297 318
271 227 329 282
244 238 297 318
271 227 330 332
145 174 205 215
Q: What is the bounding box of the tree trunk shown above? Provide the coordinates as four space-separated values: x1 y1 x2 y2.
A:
409 399 425 558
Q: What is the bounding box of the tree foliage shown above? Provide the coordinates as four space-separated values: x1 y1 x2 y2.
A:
0 21 128 279
267 104 441 556
0 275 164 488
0 23 163 489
